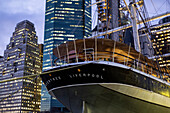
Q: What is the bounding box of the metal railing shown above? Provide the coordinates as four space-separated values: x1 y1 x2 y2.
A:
55 50 170 83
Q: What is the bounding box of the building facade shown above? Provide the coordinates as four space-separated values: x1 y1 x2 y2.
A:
0 56 4 75
41 0 91 112
39 44 44 70
0 20 42 113
139 16 170 73
151 16 170 73
43 0 91 70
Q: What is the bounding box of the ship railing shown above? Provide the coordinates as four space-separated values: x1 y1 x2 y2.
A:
54 51 170 83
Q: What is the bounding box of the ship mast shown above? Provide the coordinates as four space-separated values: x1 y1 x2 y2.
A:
95 0 141 52
129 0 141 53
122 0 142 53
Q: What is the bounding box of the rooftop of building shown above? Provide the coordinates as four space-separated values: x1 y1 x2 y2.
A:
159 16 170 24
16 20 34 28
139 16 170 31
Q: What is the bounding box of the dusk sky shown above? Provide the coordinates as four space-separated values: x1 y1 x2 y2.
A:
0 0 169 56
0 0 45 56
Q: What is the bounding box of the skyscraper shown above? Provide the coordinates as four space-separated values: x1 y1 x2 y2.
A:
41 0 91 112
39 44 44 70
139 16 170 73
43 0 91 70
0 20 42 113
151 16 170 73
0 56 4 75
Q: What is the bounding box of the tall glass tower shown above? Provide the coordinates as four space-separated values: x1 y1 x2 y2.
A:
41 0 91 112
43 0 91 70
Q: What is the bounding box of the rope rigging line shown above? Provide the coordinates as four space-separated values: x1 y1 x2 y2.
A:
155 0 167 13
70 1 97 36
91 4 98 33
135 5 170 74
54 2 94 64
70 14 84 36
122 1 170 75
167 0 170 6
150 0 158 15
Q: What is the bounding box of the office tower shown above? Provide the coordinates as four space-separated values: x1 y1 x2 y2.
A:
151 16 170 73
43 0 91 70
139 16 170 72
41 83 70 112
41 0 91 112
0 20 42 113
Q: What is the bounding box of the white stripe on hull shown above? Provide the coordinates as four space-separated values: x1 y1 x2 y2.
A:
100 83 170 108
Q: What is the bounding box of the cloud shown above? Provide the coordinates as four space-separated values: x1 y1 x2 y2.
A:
0 0 45 56
0 0 45 15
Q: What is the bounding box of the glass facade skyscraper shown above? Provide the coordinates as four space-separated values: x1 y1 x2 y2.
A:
43 0 91 70
41 0 91 112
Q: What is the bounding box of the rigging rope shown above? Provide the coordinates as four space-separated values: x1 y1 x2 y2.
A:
155 0 167 13
133 2 170 74
150 0 158 15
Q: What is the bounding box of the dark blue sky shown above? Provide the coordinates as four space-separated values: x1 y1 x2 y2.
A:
0 0 169 56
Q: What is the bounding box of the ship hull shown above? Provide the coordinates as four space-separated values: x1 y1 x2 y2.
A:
41 61 170 113
49 84 170 113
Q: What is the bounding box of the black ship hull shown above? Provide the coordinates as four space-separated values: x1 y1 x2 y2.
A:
41 61 170 113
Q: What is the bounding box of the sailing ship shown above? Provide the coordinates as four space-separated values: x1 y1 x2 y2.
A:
41 0 170 113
